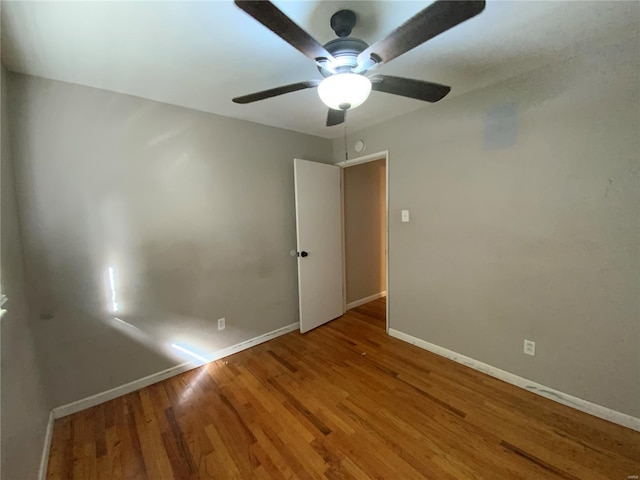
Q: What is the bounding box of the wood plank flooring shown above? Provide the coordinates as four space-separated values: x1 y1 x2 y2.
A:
47 298 640 479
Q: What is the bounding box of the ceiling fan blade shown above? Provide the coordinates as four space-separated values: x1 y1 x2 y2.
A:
233 80 320 104
358 0 485 67
370 75 451 102
235 1 335 66
326 109 346 127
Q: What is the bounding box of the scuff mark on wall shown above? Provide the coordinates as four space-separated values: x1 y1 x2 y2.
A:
604 178 613 198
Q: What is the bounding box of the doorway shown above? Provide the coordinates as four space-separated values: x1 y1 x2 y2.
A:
338 151 389 332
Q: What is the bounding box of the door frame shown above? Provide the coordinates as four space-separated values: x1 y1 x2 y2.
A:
336 150 390 333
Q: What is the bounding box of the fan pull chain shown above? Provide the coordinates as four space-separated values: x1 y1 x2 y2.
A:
344 123 348 162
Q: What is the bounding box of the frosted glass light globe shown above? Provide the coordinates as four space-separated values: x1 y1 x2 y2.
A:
317 73 372 111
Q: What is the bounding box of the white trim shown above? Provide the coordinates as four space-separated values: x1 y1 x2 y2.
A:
38 411 55 480
335 150 390 168
339 150 390 333
340 166 347 314
54 362 194 419
388 328 640 432
53 322 299 419
346 291 386 310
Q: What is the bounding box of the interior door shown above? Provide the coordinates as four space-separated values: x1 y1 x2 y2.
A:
294 158 344 333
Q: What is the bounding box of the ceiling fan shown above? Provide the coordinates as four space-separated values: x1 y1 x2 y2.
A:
232 0 486 127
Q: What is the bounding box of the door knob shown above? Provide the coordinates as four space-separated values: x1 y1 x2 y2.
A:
299 251 309 257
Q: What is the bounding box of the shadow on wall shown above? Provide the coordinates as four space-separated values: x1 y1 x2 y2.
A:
34 298 272 408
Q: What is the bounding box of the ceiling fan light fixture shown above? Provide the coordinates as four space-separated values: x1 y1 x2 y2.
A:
318 73 372 111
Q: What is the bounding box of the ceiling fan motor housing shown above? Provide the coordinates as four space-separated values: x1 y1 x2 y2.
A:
318 37 369 77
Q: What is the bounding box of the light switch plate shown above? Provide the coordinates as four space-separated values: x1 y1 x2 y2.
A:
401 210 410 222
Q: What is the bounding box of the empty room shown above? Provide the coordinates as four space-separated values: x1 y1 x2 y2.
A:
1 1 639 479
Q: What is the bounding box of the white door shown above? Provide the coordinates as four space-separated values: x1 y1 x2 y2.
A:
294 159 344 333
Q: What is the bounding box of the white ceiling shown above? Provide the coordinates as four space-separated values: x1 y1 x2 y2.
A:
2 1 638 139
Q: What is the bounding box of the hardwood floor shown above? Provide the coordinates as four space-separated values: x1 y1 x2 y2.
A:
47 298 640 479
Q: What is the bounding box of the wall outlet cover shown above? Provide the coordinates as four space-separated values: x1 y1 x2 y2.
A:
524 339 535 356
218 318 226 330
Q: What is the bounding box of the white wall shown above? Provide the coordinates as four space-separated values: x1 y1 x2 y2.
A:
1 67 50 480
8 74 332 408
333 34 640 417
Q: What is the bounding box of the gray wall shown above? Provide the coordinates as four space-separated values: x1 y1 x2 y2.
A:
333 36 640 417
1 67 50 479
8 73 332 408
344 159 386 304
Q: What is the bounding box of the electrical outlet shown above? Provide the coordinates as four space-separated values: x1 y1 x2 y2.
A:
524 339 535 356
218 318 225 331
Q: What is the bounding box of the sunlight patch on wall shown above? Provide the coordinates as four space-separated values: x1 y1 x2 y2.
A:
113 317 140 331
171 343 209 365
108 266 119 313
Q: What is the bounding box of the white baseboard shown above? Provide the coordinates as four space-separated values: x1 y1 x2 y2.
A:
53 322 299 419
347 291 386 310
388 328 640 432
39 411 55 480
